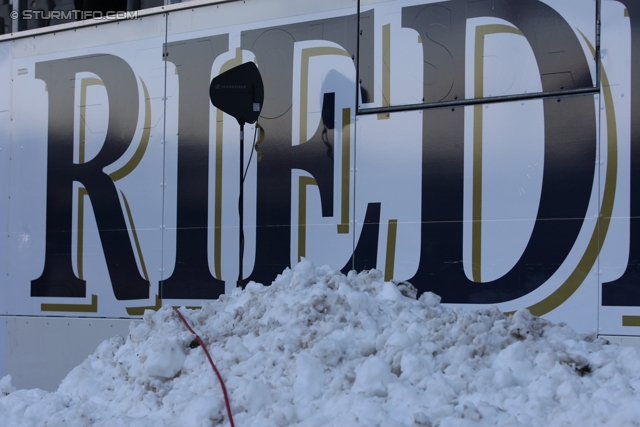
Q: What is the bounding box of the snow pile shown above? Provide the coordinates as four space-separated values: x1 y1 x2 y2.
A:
2 260 640 426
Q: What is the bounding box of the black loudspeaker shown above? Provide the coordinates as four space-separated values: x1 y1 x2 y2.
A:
208 61 264 288
209 61 264 126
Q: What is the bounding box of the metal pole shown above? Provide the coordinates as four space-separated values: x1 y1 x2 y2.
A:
237 123 245 288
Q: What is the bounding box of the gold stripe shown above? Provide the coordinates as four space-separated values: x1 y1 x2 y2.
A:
525 34 617 316
120 190 149 281
623 316 640 327
214 48 243 279
41 294 98 313
298 176 318 261
79 78 104 164
338 108 351 233
472 26 485 282
254 123 265 162
221 48 243 74
77 187 87 280
109 78 152 182
472 24 524 283
624 8 629 17
472 104 483 282
126 294 162 315
215 108 224 279
474 25 523 99
378 24 391 120
299 47 350 144
385 219 398 281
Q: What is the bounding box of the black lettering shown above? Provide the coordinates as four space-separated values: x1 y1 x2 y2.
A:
341 203 381 274
241 11 375 284
403 0 597 302
32 54 149 300
161 35 229 299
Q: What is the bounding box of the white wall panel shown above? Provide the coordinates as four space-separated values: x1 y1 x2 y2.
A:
7 15 167 318
0 41 10 317
5 316 137 391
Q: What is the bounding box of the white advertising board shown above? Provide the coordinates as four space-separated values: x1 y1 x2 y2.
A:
0 0 637 339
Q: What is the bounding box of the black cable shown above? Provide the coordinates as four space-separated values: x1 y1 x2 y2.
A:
242 122 260 183
238 122 259 288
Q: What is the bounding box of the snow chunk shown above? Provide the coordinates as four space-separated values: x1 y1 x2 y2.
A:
353 355 394 397
142 335 187 379
0 376 15 396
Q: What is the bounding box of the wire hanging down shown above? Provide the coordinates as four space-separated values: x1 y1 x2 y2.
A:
174 308 236 427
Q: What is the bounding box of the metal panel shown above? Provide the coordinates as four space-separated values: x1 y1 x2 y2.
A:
161 2 362 305
599 335 640 351
352 110 422 281
598 0 637 335
5 316 137 391
355 95 601 333
0 41 10 317
7 15 167 317
357 0 597 111
0 319 5 381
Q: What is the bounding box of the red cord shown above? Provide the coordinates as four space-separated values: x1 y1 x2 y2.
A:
174 308 236 427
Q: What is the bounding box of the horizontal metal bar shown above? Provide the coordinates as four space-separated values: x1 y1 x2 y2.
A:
356 86 600 116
